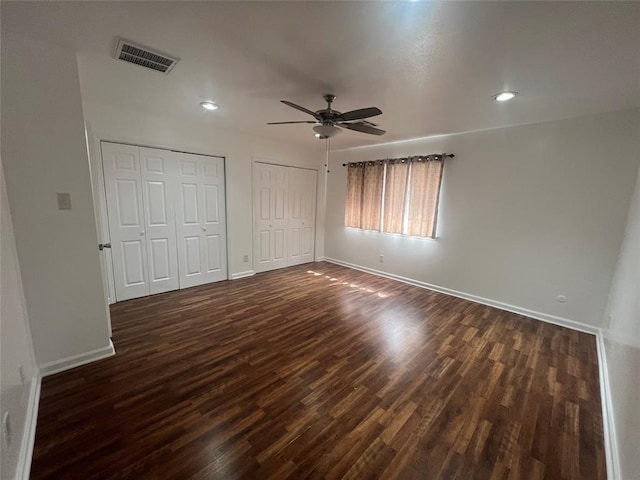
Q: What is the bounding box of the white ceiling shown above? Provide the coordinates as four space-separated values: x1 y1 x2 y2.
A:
3 1 639 150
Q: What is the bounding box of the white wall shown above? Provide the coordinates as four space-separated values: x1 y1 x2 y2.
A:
325 108 640 327
0 165 39 479
1 32 111 366
81 101 324 286
602 158 640 478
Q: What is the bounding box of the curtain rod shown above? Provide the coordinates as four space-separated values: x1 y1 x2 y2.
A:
342 153 455 167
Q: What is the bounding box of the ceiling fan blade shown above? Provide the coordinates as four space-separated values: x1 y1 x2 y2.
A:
281 100 321 120
267 121 317 125
338 107 382 122
341 122 386 136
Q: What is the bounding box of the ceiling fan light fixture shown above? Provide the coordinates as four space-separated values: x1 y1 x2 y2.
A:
313 124 342 138
268 95 384 136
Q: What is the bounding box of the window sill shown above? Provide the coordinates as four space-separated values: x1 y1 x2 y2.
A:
345 227 439 241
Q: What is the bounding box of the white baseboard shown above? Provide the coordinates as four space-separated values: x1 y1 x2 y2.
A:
314 256 326 262
324 257 599 335
230 270 255 280
596 332 621 480
39 339 115 377
14 374 41 480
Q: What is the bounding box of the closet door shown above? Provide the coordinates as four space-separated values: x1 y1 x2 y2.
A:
139 147 180 295
174 152 228 288
287 168 317 266
254 163 289 273
102 142 150 301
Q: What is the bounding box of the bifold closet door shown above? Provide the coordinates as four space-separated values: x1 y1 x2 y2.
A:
174 152 228 288
102 142 179 301
287 168 317 266
254 163 289 273
139 147 180 295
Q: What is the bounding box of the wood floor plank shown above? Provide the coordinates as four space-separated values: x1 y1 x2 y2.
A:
31 262 605 479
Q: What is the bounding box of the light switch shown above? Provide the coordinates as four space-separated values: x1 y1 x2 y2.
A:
57 192 72 210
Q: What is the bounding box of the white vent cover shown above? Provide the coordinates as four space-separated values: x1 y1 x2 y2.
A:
114 38 179 74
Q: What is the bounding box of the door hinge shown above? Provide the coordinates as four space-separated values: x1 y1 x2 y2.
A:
98 243 112 251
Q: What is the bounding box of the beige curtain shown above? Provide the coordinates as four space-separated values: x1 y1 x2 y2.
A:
407 159 443 237
344 156 444 237
383 161 409 233
344 164 364 228
361 162 384 230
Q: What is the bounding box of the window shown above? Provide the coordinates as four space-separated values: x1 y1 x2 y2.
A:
344 155 445 238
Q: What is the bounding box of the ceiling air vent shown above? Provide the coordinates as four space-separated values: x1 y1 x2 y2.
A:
114 38 179 75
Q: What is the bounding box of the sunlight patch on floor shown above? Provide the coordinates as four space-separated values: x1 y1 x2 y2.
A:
306 270 392 298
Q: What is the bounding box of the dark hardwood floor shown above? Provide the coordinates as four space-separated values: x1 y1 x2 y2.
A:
32 262 605 479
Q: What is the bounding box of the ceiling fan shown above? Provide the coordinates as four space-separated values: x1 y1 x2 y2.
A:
267 94 385 138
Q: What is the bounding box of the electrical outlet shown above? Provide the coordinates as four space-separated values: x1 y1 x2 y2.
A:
18 365 26 385
379 254 384 263
243 254 249 263
2 412 11 447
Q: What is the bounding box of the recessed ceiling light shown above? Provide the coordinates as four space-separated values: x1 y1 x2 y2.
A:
200 101 219 111
493 91 518 102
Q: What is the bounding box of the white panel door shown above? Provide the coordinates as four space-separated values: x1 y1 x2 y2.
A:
102 142 150 301
174 152 228 288
254 163 289 273
287 168 317 266
139 147 180 295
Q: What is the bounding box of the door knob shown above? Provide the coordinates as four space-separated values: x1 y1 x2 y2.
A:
202 227 207 232
140 231 145 236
